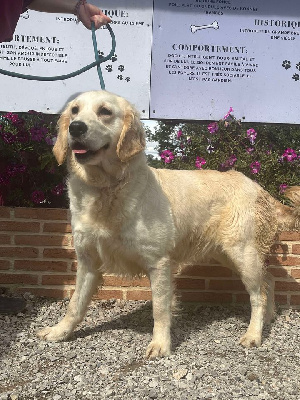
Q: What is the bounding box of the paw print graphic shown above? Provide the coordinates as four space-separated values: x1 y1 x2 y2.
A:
20 11 30 19
282 60 291 69
111 54 118 62
101 53 130 83
282 60 300 82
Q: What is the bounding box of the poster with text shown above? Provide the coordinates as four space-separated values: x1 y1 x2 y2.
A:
0 0 153 117
150 0 300 123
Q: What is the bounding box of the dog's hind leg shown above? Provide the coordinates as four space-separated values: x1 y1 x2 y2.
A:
146 258 173 359
37 248 101 342
263 271 275 325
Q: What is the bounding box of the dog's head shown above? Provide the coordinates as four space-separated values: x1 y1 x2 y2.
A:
53 91 146 166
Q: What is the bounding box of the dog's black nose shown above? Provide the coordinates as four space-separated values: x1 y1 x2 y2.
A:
69 121 88 137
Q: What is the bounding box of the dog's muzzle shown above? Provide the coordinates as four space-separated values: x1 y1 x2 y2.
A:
69 121 88 138
69 120 110 163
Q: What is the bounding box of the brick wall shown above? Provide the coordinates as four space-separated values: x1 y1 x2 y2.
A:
0 206 300 308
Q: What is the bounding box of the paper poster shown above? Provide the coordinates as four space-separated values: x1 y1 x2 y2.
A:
0 0 153 117
1 1 300 123
150 0 300 123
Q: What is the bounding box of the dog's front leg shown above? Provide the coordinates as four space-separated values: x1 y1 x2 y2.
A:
146 258 173 359
37 247 101 342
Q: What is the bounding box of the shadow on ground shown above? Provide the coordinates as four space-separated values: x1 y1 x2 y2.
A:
72 300 273 352
1 297 282 362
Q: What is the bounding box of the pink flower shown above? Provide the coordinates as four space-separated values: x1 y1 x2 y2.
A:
4 112 23 126
281 148 297 162
0 174 9 186
247 128 257 145
220 154 237 171
177 129 183 139
223 107 234 120
279 183 288 194
195 156 206 169
2 131 17 144
228 154 237 166
250 161 261 174
246 147 254 154
6 164 26 177
31 190 46 204
30 126 48 142
160 150 175 164
207 122 219 134
51 183 64 196
45 136 55 145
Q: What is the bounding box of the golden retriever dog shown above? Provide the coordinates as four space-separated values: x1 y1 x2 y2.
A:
37 90 300 358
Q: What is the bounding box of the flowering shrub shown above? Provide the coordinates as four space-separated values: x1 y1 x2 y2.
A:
0 111 68 208
148 109 299 201
160 149 175 164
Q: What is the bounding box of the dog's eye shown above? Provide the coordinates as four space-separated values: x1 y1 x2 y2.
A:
98 107 112 116
71 106 79 115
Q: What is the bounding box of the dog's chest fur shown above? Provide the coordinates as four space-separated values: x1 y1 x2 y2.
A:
68 171 173 275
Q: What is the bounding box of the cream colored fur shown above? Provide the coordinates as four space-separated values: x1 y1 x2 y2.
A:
37 90 300 358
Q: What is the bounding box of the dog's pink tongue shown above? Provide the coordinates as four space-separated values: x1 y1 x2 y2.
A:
73 149 87 154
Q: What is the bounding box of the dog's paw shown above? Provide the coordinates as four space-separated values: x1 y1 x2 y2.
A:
239 333 261 348
145 341 171 359
36 325 71 342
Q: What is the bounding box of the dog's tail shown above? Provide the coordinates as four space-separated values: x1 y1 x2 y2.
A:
276 186 300 232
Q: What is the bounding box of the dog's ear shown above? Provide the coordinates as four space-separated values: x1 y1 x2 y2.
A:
53 109 70 165
116 107 146 162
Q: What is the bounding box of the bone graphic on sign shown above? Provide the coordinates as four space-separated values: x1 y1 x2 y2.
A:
190 20 219 33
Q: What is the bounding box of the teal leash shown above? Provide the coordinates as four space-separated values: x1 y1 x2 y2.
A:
0 22 115 90
91 22 106 89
